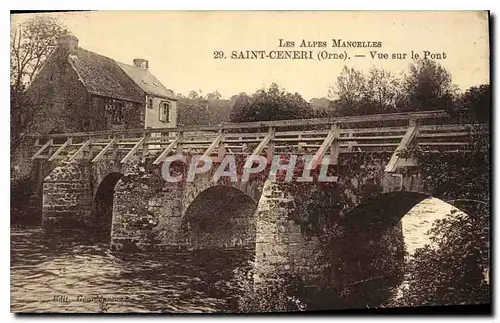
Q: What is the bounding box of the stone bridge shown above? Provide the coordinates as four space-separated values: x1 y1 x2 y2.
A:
28 110 488 309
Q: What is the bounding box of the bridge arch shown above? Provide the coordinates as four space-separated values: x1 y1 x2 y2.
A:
342 191 431 234
93 171 123 238
341 191 486 250
182 185 259 250
336 191 482 308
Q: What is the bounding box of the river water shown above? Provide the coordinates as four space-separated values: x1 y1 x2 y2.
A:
11 228 253 313
10 197 460 313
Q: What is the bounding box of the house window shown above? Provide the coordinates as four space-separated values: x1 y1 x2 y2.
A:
111 102 125 124
147 97 154 109
159 101 170 122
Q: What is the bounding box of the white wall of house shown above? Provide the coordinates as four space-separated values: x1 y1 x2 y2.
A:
145 95 177 129
145 95 178 149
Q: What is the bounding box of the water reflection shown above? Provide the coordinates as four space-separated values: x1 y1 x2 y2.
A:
11 228 253 313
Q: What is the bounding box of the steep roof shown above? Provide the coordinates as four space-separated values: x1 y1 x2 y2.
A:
67 48 144 103
116 62 177 100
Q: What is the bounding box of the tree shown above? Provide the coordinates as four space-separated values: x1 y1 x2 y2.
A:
310 97 332 111
230 94 240 102
229 83 313 123
11 16 69 92
177 98 217 127
230 93 253 122
459 84 490 123
187 90 203 100
393 206 489 307
10 85 34 154
10 15 69 152
328 66 368 116
206 90 222 100
401 59 456 111
366 67 402 114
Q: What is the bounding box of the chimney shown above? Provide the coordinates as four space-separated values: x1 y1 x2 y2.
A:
133 58 149 69
58 35 79 53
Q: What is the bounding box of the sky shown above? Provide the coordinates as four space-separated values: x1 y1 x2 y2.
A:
11 11 490 100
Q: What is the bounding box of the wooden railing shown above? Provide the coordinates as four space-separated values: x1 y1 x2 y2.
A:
28 110 488 173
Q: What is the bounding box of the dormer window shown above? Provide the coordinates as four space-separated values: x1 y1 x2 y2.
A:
159 101 170 122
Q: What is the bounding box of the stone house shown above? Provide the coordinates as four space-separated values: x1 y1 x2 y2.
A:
26 34 178 135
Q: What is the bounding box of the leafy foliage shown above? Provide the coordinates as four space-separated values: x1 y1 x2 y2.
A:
454 84 491 124
230 83 314 122
177 98 218 126
402 59 456 112
10 84 35 153
11 16 69 153
11 16 69 91
390 207 489 307
390 126 490 307
10 173 38 226
233 263 308 313
328 60 461 116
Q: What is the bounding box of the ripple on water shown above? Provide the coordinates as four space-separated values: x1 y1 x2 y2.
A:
11 227 252 313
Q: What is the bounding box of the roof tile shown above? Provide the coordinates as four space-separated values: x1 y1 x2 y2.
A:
68 48 144 103
116 62 176 100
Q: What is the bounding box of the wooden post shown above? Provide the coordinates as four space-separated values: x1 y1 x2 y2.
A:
142 131 150 161
329 124 340 165
250 127 274 160
385 119 419 173
87 137 94 160
176 131 184 154
306 124 338 170
31 138 53 160
69 139 90 162
298 134 304 154
153 137 180 165
121 136 146 164
92 138 117 163
202 131 224 160
48 138 72 162
218 129 226 163
111 134 119 160
409 117 418 147
267 128 275 164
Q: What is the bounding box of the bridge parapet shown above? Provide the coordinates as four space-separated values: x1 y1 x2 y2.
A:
27 111 487 172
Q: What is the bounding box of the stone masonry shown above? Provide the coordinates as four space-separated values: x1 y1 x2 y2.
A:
40 151 474 309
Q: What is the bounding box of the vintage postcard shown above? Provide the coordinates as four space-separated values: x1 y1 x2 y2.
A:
10 11 490 314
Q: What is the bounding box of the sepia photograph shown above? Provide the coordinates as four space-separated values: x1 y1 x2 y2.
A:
9 10 491 314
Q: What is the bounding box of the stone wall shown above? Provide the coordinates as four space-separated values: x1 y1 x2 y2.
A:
25 48 90 134
90 95 144 132
111 161 184 252
111 161 266 252
42 160 94 229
